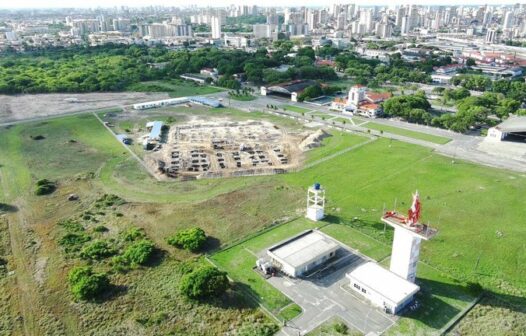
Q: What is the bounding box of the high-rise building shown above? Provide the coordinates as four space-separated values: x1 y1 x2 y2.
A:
253 24 276 39
211 16 222 39
485 28 498 43
503 11 514 29
395 7 405 27
401 16 410 35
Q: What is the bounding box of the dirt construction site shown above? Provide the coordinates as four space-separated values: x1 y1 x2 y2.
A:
145 118 327 180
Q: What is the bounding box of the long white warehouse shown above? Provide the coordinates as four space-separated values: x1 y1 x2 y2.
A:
267 229 339 277
346 262 419 314
133 97 190 110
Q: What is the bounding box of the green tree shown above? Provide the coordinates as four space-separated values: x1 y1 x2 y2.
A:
80 240 116 260
180 266 229 299
68 266 109 301
167 227 207 251
122 239 155 266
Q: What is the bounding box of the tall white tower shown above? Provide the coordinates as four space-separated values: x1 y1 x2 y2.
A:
381 191 437 283
348 85 365 108
306 183 325 221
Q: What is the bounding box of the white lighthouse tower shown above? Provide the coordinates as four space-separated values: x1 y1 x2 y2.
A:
381 191 437 282
306 183 325 221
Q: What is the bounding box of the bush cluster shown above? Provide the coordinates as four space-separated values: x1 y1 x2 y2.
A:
167 227 206 252
179 266 229 300
35 179 56 196
68 266 109 301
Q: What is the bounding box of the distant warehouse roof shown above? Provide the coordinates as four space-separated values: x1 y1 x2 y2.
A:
495 116 526 133
189 96 222 108
148 121 164 141
267 80 317 95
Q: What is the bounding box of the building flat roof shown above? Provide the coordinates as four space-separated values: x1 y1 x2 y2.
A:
347 262 420 305
148 121 163 140
268 230 339 269
496 116 526 133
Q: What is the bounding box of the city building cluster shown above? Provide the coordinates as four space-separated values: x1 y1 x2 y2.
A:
0 4 525 52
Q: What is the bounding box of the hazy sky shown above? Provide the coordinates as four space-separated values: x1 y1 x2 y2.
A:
0 0 515 9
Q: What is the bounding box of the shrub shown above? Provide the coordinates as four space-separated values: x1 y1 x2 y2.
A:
111 255 129 273
80 240 116 260
93 225 108 233
96 194 125 207
122 239 155 266
122 227 145 241
58 219 84 232
59 233 91 252
35 179 56 195
334 322 349 334
167 227 206 251
180 266 229 299
68 266 109 300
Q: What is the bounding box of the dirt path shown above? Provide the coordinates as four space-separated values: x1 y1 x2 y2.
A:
0 169 42 336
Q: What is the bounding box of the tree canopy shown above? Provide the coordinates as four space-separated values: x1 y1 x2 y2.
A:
179 266 229 300
167 227 207 252
68 266 110 301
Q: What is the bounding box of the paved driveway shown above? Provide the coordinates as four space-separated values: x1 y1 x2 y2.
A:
270 249 397 336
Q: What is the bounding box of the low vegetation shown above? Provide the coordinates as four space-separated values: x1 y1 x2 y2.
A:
167 227 207 252
34 178 56 195
180 265 229 300
68 266 110 301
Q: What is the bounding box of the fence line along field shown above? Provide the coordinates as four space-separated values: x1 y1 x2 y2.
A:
0 104 525 335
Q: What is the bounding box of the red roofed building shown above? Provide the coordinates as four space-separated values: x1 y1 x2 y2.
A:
330 85 391 118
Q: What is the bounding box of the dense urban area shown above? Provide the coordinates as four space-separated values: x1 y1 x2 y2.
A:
0 3 526 336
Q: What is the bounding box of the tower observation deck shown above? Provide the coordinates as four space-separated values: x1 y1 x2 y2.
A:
382 191 437 282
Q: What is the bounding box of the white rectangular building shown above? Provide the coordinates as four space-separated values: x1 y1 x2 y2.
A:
347 262 419 314
267 230 339 277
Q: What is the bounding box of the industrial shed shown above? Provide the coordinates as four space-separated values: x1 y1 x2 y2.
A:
267 229 339 277
346 262 420 314
261 80 317 102
487 116 526 143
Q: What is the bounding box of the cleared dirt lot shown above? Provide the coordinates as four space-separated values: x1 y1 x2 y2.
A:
0 92 169 123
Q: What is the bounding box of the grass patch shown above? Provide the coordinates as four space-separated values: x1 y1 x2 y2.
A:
320 224 390 261
308 316 362 336
303 131 368 164
229 94 256 101
127 80 224 97
363 122 451 145
283 105 311 113
278 303 302 321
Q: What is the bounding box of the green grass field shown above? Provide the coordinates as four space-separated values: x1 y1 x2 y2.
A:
229 94 256 101
283 105 311 113
2 105 526 335
363 122 451 145
127 80 224 97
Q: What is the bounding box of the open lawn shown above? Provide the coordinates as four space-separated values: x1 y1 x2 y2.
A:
127 80 224 97
363 122 451 145
1 104 526 335
283 105 311 113
229 94 256 101
303 131 369 164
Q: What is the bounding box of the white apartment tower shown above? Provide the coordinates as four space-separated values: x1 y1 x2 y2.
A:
211 16 222 39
